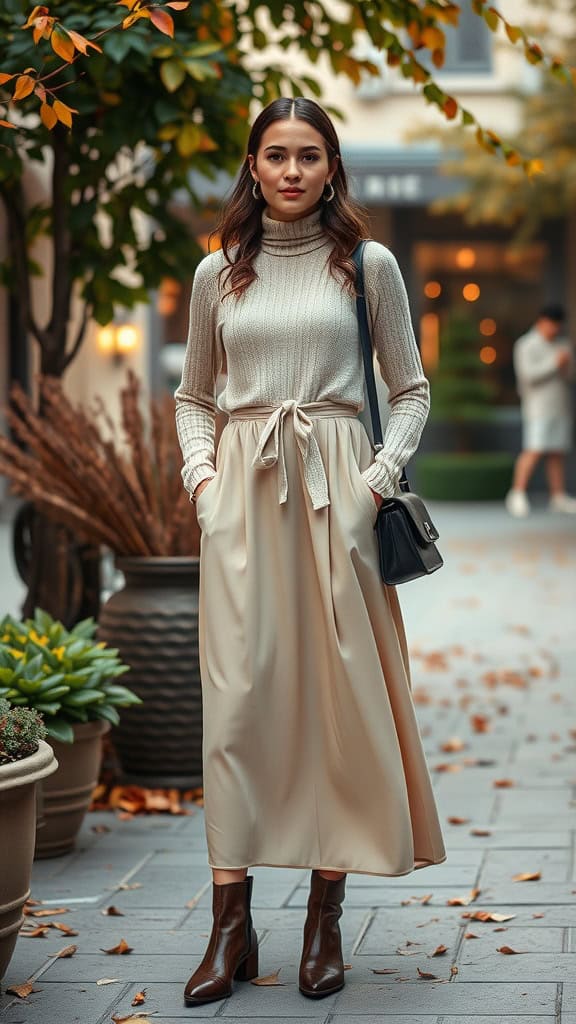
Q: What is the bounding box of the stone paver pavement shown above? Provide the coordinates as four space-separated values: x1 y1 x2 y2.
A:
1 500 575 1023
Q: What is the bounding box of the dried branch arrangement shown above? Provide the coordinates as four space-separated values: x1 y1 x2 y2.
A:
0 372 200 557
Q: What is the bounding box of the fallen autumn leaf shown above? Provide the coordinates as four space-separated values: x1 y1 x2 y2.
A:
28 906 70 917
111 1014 157 1023
101 939 134 955
5 980 35 998
440 737 466 752
56 945 77 958
447 888 481 906
462 911 516 923
251 969 284 986
53 922 79 936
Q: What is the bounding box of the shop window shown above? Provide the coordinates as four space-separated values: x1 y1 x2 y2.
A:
414 240 548 405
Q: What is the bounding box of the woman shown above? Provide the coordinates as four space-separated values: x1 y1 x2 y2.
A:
175 97 446 1008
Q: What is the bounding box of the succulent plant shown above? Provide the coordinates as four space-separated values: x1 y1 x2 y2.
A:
0 608 141 744
0 698 46 766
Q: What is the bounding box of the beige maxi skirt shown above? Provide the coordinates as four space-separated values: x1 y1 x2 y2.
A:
195 400 446 877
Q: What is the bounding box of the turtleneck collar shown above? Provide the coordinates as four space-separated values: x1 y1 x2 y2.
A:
260 206 329 256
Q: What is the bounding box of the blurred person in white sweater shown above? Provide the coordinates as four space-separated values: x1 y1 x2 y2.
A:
505 304 576 517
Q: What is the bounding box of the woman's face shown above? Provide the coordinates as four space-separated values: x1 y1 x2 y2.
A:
248 117 338 222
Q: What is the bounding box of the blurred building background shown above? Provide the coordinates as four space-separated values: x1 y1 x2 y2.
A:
1 0 575 507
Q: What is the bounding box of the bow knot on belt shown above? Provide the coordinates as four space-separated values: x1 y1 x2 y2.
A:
230 400 358 510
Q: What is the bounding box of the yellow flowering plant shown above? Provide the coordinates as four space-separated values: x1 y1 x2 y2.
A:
0 608 141 744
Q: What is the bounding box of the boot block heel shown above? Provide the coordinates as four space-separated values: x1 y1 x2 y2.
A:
234 930 259 981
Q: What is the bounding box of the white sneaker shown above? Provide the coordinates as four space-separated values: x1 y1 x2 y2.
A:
549 492 576 514
505 489 530 517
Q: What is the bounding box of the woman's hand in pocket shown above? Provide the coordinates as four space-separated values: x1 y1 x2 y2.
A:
194 478 213 502
370 488 383 511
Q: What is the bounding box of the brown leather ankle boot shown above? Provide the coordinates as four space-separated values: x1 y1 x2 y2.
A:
183 875 259 1007
299 870 346 998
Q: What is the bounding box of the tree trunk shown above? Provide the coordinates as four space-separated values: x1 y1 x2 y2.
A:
2 128 100 628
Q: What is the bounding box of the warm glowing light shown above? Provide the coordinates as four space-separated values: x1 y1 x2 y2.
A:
420 313 440 371
424 280 442 299
116 325 139 353
480 318 497 336
463 283 480 302
480 345 497 364
456 247 476 269
97 322 140 360
96 326 116 353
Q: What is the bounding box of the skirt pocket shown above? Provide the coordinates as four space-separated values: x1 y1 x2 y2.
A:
195 476 218 529
350 459 379 525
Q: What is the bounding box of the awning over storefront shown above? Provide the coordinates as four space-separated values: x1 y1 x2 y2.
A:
343 146 463 206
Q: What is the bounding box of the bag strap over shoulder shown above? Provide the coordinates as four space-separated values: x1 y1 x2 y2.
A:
352 240 409 493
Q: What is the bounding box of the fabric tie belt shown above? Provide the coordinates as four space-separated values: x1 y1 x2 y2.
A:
229 400 359 510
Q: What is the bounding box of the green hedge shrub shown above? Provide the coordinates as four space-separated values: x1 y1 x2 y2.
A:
414 452 515 501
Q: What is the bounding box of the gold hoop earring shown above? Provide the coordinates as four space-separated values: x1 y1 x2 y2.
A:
252 181 261 200
323 182 335 202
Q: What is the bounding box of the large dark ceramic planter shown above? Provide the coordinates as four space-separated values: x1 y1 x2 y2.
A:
97 557 202 788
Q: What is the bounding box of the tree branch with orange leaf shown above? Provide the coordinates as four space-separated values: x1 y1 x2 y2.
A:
1 2 574 173
1 2 190 132
0 0 573 380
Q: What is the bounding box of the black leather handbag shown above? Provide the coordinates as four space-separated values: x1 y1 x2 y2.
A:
352 241 444 585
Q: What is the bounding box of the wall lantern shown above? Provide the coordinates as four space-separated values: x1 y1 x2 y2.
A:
96 320 140 364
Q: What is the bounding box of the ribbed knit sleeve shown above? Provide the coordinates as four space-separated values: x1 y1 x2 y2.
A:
360 242 430 499
174 254 223 499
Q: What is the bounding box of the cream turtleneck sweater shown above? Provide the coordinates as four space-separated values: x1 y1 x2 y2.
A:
175 207 430 500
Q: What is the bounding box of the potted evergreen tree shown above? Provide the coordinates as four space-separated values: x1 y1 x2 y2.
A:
416 314 515 500
0 699 57 981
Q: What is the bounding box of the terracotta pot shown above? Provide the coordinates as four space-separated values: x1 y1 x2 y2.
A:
0 740 58 981
97 556 202 788
34 719 110 860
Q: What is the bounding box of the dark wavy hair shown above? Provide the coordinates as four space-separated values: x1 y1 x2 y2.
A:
215 97 370 298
